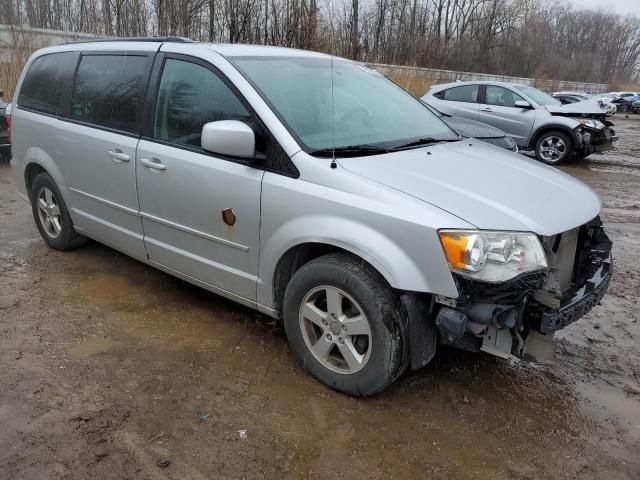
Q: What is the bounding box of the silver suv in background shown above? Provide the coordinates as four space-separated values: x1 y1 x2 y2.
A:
11 40 612 395
423 81 617 164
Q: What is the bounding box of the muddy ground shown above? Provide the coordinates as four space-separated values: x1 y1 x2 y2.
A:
1 117 639 480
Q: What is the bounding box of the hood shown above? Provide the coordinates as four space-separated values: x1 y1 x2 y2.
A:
338 141 601 236
545 98 608 115
441 115 506 139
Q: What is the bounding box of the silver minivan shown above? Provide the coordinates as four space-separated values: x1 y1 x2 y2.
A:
11 39 612 395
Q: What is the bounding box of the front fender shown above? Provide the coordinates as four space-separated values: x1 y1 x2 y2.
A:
530 116 581 150
256 158 473 313
258 213 460 310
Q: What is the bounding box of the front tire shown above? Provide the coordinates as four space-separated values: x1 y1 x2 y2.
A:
30 172 87 250
535 131 573 165
283 253 407 396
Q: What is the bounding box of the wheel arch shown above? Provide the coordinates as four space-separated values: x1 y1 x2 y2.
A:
260 216 449 316
272 242 394 317
528 124 577 151
23 148 67 200
25 162 48 197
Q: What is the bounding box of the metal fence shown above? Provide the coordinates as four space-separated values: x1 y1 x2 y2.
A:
0 24 102 62
368 63 611 94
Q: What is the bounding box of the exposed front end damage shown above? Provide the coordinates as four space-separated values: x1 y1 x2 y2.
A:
572 121 617 156
431 217 612 362
550 109 618 157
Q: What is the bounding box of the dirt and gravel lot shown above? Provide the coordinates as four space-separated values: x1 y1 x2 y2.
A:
1 117 639 480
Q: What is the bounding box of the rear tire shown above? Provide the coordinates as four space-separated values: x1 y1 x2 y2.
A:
282 253 407 396
535 131 573 165
30 172 87 250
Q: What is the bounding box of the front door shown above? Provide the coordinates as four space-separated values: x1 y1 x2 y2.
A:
136 56 263 302
478 85 536 147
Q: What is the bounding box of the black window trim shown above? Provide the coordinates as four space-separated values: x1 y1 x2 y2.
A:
478 84 486 104
140 52 299 178
64 50 156 138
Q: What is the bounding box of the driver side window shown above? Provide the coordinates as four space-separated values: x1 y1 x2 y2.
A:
484 86 524 108
154 58 252 147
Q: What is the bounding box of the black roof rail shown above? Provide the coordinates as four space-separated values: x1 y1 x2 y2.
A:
68 36 195 44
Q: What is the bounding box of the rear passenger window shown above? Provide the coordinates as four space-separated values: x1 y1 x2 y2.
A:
153 58 251 147
441 85 479 103
70 55 149 133
18 52 77 115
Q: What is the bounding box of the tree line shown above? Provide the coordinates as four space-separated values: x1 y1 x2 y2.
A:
2 0 640 84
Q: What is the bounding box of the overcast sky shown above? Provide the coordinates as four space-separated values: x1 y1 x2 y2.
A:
569 0 640 16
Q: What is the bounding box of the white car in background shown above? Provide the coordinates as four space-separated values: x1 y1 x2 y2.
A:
552 91 617 116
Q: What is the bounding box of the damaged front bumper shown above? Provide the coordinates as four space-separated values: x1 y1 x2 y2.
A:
575 125 617 155
433 217 612 361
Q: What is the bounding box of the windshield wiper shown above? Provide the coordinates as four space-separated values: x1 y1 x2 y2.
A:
309 145 391 158
392 137 460 151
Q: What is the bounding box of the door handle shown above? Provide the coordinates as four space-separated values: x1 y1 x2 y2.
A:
480 108 493 112
140 157 167 171
107 149 130 163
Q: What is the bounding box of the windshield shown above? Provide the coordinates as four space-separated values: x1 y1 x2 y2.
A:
230 56 457 154
514 85 561 107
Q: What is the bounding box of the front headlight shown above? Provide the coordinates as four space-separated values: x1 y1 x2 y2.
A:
439 230 548 282
575 118 605 129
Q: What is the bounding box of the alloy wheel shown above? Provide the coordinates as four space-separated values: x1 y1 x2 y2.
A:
299 285 372 374
37 187 62 238
539 136 567 163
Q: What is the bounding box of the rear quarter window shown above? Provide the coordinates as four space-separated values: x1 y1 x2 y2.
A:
70 54 150 134
441 85 479 103
18 52 77 115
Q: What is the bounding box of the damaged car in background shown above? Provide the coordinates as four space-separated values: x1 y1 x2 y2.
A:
423 81 617 164
552 91 617 116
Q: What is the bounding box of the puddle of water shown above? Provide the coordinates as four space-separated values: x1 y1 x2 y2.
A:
575 380 640 463
578 381 640 429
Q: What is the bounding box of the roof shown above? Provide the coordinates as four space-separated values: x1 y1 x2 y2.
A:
207 43 331 58
429 80 531 92
553 91 588 96
69 36 193 44
65 37 332 58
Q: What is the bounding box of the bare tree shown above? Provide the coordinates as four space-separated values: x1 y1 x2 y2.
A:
2 0 640 83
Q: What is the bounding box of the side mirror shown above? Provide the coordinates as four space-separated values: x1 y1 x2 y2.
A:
201 120 255 159
514 100 532 109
